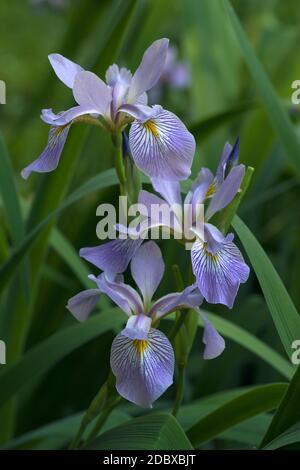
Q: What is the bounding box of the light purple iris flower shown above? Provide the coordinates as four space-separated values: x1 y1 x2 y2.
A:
67 241 224 407
21 39 195 181
188 138 250 307
149 45 190 103
116 138 249 308
161 45 190 89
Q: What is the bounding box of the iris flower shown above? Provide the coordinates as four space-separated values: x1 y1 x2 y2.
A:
21 39 195 181
67 241 224 407
83 138 249 309
144 139 249 308
160 45 190 89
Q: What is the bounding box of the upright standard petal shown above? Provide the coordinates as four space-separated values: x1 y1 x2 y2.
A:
21 124 70 179
160 45 190 89
151 177 181 207
73 71 112 116
200 312 225 359
111 327 174 407
105 64 132 87
129 107 195 180
66 289 101 322
128 38 169 102
191 232 250 308
184 168 214 225
206 165 245 220
138 190 182 236
131 242 164 307
90 274 144 316
80 238 142 274
48 53 84 88
105 65 132 119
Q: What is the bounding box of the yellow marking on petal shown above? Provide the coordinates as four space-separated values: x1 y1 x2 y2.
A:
132 339 148 360
205 182 216 199
203 242 219 263
54 125 67 136
144 120 160 139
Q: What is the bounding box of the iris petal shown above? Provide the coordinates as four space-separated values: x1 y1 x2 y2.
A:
66 289 101 322
48 53 83 89
90 273 143 316
111 327 174 407
73 71 112 116
41 104 100 126
122 314 152 340
201 313 225 359
191 236 250 308
128 38 169 103
129 108 195 180
149 284 203 319
206 165 245 220
80 238 142 275
21 124 71 179
151 177 181 207
131 242 164 306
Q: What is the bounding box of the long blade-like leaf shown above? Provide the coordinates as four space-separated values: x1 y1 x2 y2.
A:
186 383 287 448
89 413 192 450
232 215 300 359
0 135 25 245
199 312 294 380
0 169 118 296
0 308 124 407
263 421 300 450
0 134 29 298
260 365 300 447
224 0 300 174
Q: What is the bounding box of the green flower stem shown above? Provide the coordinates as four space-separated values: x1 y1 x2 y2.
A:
172 264 185 291
0 224 8 264
172 362 185 417
168 265 188 341
112 132 127 195
69 372 116 449
168 310 188 342
81 396 122 449
170 265 189 417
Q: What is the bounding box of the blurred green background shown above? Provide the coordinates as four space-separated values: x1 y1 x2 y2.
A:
0 0 300 450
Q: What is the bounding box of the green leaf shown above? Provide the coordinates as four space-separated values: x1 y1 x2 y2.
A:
93 0 139 76
263 422 300 450
186 383 287 448
88 413 192 450
166 310 294 380
189 100 256 142
178 387 271 447
49 229 91 289
260 365 300 447
199 312 294 380
50 229 110 308
26 0 139 303
224 0 300 174
0 169 118 296
232 215 300 359
0 135 25 246
2 410 130 450
0 308 124 408
0 134 29 298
